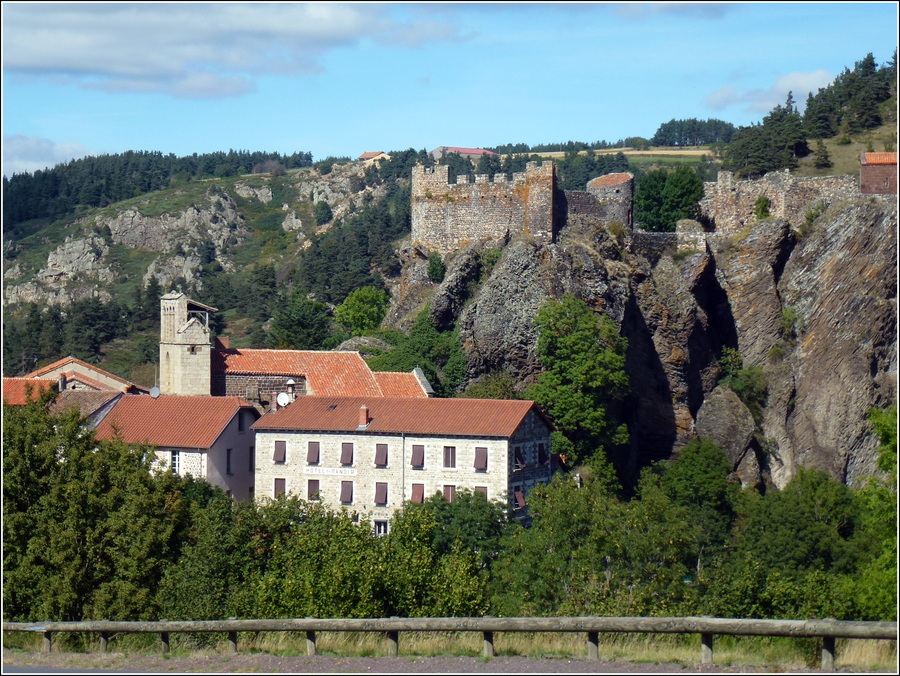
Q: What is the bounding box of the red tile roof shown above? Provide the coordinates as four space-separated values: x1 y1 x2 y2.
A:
252 396 548 438
373 372 429 397
24 356 144 392
2 378 56 405
358 151 386 160
95 395 256 448
587 172 633 188
861 152 897 165
213 349 384 397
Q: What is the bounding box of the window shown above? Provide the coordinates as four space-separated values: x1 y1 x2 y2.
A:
226 448 233 475
374 482 388 505
170 450 180 474
513 486 526 508
308 479 320 501
374 520 389 537
443 446 456 468
274 478 286 497
411 483 425 504
340 480 354 503
475 486 488 498
411 445 425 469
443 485 456 502
538 443 548 465
307 441 320 464
474 446 488 471
249 446 255 472
514 446 526 470
374 443 389 467
273 440 286 463
340 442 354 465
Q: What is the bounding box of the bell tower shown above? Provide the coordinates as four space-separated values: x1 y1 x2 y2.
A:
159 292 216 395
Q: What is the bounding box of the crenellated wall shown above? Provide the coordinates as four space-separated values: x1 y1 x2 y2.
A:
699 170 857 234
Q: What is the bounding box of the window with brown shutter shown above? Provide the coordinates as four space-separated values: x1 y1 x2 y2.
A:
307 441 320 464
514 486 526 508
411 483 425 504
374 482 388 505
475 486 488 498
308 479 320 500
474 446 488 470
340 442 354 465
273 440 286 463
411 445 425 468
443 484 456 502
443 446 456 468
374 443 388 467
274 478 286 497
340 480 353 503
538 442 548 465
514 446 526 470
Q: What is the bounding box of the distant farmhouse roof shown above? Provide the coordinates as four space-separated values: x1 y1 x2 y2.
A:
25 356 147 394
587 172 633 189
252 396 548 438
2 377 56 405
95 395 256 449
860 152 898 165
430 146 499 161
358 151 389 162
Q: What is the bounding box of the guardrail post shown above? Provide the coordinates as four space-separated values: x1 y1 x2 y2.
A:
482 630 494 658
228 631 238 653
587 631 599 660
305 630 317 656
100 632 110 653
701 633 714 664
160 631 169 654
821 636 835 671
386 630 399 657
42 631 52 654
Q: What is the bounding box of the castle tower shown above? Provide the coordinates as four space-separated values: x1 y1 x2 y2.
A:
159 292 216 395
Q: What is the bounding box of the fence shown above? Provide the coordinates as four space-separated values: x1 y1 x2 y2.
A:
3 616 896 670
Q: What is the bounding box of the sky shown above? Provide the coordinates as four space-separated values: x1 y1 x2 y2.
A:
2 2 897 177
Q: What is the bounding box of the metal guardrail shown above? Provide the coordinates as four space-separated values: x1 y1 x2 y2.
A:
4 616 897 670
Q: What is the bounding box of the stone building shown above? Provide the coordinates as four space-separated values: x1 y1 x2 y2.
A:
25 355 148 394
860 152 897 194
251 396 554 531
159 291 216 396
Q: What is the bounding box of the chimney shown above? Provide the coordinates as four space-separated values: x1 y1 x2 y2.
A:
57 373 67 392
358 405 369 427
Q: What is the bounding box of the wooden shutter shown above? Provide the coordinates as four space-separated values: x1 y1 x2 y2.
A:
374 482 388 505
273 440 286 463
340 480 353 503
374 443 389 466
538 443 548 465
274 478 286 497
514 486 526 508
514 446 526 469
341 442 354 465
411 445 425 468
475 486 488 498
443 484 456 502
307 479 320 500
443 446 456 468
411 483 425 504
474 446 488 470
307 441 320 464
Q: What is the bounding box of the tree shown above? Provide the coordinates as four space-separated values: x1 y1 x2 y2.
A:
267 292 332 350
427 252 446 282
813 138 833 169
314 200 333 225
525 295 629 467
633 169 669 231
334 285 390 336
661 166 704 223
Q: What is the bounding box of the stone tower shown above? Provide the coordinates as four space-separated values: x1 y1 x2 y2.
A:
159 292 216 395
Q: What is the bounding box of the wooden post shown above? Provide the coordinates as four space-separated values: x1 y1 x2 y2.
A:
228 631 238 653
386 630 399 657
821 636 835 671
100 632 110 653
587 631 599 660
701 633 714 664
42 631 52 654
482 630 494 658
305 630 317 656
160 632 170 654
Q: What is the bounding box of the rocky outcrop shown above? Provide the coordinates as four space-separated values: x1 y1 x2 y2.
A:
695 385 760 486
234 182 273 204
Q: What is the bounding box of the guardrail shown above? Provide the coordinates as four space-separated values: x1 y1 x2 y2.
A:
4 616 896 670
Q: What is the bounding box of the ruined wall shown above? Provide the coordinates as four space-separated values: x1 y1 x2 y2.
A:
860 164 897 194
411 162 556 254
699 170 857 234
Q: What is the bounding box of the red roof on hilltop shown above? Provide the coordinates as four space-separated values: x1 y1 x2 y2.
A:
438 146 498 156
95 395 256 448
252 396 547 438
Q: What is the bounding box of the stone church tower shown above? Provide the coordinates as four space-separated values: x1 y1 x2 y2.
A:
159 292 216 395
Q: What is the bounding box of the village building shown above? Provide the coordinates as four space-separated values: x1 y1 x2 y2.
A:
357 151 391 164
2 377 57 405
94 394 260 501
251 395 554 532
24 356 148 394
859 152 898 194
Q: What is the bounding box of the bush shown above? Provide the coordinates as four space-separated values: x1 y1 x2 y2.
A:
753 195 771 220
427 252 445 282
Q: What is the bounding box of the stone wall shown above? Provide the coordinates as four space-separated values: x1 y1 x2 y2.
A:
212 373 308 405
411 162 556 254
699 170 857 234
860 164 897 194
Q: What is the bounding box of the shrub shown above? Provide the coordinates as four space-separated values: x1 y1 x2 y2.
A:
753 195 771 220
427 252 446 282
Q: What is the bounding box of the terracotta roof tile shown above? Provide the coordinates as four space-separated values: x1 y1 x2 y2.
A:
252 396 547 438
861 152 897 165
358 151 386 160
213 349 384 397
372 372 429 397
2 378 55 405
95 395 257 448
587 173 633 188
24 356 143 392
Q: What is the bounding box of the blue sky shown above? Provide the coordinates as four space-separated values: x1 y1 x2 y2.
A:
2 2 897 177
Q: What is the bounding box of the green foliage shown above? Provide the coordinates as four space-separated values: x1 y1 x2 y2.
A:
753 195 772 220
267 292 333 350
651 118 736 146
334 285 389 336
525 295 629 467
725 93 808 178
461 371 519 400
313 201 333 226
427 252 446 283
633 166 704 232
867 404 897 475
813 139 833 169
718 347 768 423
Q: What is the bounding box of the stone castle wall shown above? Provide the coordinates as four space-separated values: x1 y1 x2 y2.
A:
411 162 556 254
699 170 857 234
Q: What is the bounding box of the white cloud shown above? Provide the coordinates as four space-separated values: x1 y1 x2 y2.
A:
2 3 458 99
705 69 834 117
2 134 94 177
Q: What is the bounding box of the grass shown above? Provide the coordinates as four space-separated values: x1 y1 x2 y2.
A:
794 120 897 178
